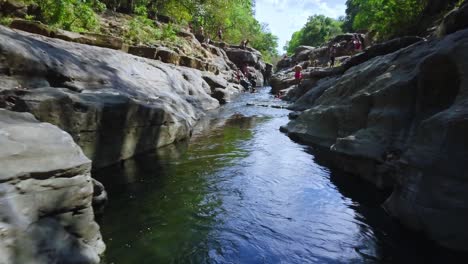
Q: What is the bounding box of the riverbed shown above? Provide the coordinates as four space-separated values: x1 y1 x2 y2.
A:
95 87 463 263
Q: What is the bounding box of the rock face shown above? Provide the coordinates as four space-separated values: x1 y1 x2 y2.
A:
436 0 468 37
271 36 423 96
224 46 267 86
281 28 468 251
0 25 236 169
0 109 104 264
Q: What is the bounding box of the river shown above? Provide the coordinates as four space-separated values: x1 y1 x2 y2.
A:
95 87 463 263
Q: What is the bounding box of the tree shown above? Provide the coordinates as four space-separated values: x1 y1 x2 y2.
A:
284 15 342 54
345 0 427 40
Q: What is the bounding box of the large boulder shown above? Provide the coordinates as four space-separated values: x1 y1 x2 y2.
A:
282 28 468 250
0 25 219 169
0 109 104 264
224 47 260 66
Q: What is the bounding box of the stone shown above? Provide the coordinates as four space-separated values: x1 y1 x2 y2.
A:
127 46 157 59
156 47 180 65
0 109 104 264
10 19 53 37
54 30 124 50
179 55 205 70
225 47 259 66
282 28 468 251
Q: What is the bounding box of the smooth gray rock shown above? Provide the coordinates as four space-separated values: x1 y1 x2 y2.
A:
0 109 104 264
0 25 221 169
282 28 468 250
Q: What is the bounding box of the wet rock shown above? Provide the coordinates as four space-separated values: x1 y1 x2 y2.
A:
0 109 104 264
282 28 468 250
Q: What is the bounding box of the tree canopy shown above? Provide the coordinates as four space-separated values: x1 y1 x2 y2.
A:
342 0 426 40
284 15 342 54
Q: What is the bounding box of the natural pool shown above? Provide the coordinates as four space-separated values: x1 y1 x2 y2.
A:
95 87 464 264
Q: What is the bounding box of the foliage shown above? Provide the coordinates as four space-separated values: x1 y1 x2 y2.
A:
284 15 343 54
0 16 13 26
342 0 427 40
99 0 278 61
27 0 104 32
124 15 161 44
12 0 278 61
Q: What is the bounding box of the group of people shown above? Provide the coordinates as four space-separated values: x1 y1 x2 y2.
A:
188 23 253 51
189 24 224 44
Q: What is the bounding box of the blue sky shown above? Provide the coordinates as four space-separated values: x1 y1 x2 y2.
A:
255 0 346 53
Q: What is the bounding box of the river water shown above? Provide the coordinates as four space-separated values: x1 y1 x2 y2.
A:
95 87 464 264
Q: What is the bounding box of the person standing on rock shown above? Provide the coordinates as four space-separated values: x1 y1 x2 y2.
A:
241 39 249 49
353 34 362 51
294 65 303 83
217 28 223 41
329 44 337 67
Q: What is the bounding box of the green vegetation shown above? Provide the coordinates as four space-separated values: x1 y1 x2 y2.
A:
284 15 342 54
30 0 103 32
13 0 277 62
0 16 13 26
343 0 426 40
341 0 461 41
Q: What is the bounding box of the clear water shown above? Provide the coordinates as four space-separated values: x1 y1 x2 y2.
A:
95 88 465 264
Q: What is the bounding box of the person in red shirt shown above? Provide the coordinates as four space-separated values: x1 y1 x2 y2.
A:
294 65 303 83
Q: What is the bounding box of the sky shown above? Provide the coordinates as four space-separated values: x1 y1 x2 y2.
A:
255 0 346 53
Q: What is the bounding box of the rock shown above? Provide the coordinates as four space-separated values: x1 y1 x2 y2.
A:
75 32 124 50
0 25 220 169
202 73 229 90
54 30 124 50
436 0 468 36
340 36 424 72
0 109 104 264
225 47 259 66
179 55 205 70
127 46 157 59
276 56 292 71
92 179 107 216
271 36 423 96
155 47 180 65
10 19 53 37
282 28 468 250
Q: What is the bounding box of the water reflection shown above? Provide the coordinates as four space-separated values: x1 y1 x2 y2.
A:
95 88 467 264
